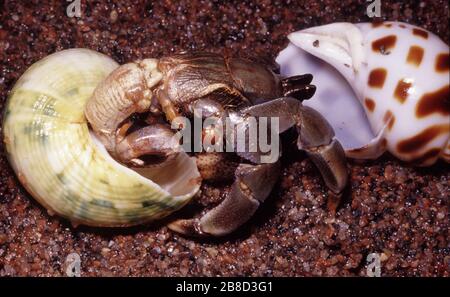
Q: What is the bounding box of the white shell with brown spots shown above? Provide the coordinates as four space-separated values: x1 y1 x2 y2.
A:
280 21 449 166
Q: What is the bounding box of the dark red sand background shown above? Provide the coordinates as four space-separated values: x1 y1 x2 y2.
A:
0 0 448 276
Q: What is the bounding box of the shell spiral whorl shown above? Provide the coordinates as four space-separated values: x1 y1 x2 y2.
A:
2 49 200 227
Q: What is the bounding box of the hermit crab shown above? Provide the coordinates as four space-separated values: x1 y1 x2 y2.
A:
2 49 348 237
277 21 449 166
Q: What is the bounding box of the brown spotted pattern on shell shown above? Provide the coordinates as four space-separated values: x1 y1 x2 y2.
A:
280 21 449 166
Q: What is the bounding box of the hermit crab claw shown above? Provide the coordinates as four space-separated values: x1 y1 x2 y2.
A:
169 97 348 237
168 162 281 237
241 97 349 194
115 123 182 167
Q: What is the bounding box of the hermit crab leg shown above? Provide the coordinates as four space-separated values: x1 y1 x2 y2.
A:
281 74 316 100
169 97 348 237
168 162 281 237
295 104 348 194
155 88 182 124
242 97 348 194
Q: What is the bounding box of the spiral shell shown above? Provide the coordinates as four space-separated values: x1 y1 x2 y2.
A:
2 49 200 227
279 22 449 165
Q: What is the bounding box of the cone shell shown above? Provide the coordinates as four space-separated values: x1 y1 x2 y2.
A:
2 48 201 227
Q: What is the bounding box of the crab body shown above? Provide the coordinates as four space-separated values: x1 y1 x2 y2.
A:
158 52 283 112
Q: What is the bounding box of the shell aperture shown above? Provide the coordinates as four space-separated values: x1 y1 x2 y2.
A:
279 22 449 165
2 49 200 226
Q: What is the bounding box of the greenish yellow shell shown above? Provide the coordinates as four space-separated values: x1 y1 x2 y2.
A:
2 49 201 227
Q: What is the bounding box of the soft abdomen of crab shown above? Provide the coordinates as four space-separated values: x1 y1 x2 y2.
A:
357 22 449 164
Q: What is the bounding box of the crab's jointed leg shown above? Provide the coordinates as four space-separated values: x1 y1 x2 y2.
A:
169 97 349 237
281 74 316 100
242 97 349 194
168 161 281 237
